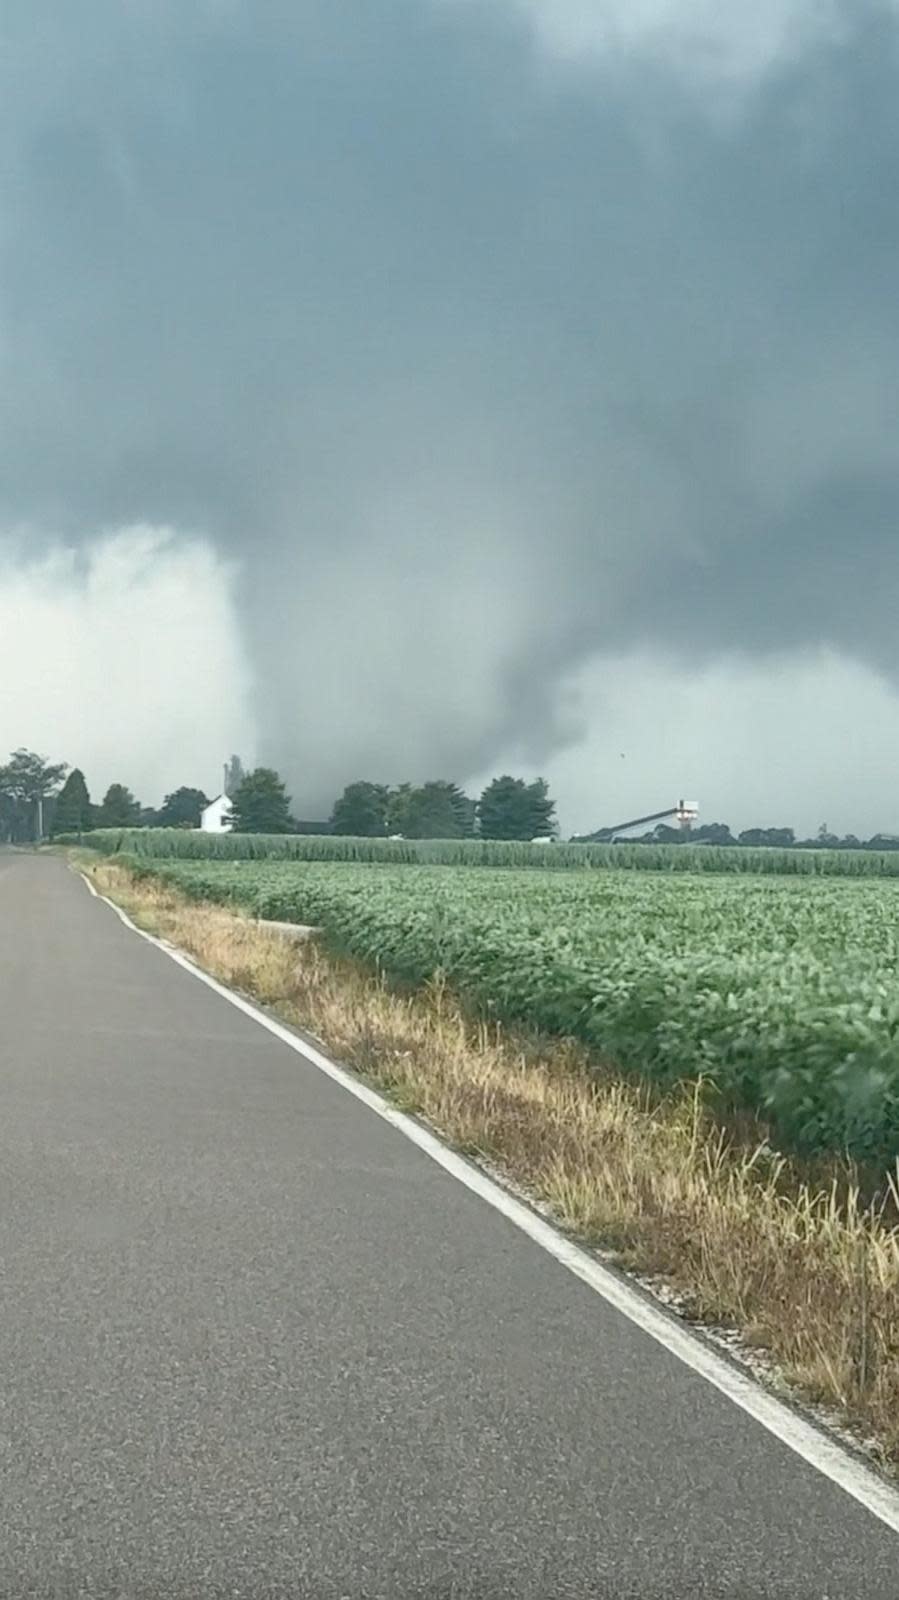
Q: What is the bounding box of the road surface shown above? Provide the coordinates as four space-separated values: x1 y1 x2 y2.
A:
1 850 897 1598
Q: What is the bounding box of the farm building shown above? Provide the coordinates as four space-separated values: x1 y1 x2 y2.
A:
200 793 233 833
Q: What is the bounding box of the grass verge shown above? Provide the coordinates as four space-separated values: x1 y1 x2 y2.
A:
80 853 899 1469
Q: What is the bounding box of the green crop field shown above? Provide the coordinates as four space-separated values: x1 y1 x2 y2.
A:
71 827 899 877
114 852 899 1164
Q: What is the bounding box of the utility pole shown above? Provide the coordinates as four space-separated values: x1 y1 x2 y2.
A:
36 794 43 844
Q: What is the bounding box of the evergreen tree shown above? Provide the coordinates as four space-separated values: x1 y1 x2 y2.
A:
97 783 141 828
385 783 414 836
477 775 557 841
449 786 477 838
231 768 291 833
52 769 93 836
526 778 557 840
330 781 390 837
402 781 476 839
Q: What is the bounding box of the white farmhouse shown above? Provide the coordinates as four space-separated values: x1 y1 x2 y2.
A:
200 793 234 833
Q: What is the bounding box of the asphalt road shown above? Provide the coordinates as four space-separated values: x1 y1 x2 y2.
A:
1 851 898 1598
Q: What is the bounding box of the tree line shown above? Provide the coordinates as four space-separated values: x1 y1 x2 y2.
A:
0 752 558 842
328 776 556 840
0 750 295 841
0 750 184 841
6 746 895 850
630 821 899 851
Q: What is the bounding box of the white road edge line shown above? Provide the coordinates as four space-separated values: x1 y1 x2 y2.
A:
81 868 899 1538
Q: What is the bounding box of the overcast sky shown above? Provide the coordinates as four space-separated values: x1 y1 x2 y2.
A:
2 1 899 833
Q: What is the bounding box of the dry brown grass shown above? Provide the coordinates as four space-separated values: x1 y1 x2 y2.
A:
83 854 899 1467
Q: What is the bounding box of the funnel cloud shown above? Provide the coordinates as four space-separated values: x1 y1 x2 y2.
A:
2 1 899 819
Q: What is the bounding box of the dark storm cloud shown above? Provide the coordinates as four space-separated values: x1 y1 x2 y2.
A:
2 0 898 808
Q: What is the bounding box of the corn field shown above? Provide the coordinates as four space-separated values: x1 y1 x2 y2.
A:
68 827 899 877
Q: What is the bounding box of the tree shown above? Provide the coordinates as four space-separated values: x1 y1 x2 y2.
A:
330 781 390 837
0 748 68 840
402 781 477 839
477 776 557 841
691 822 736 846
231 767 291 833
0 790 28 844
448 784 477 839
526 778 557 840
738 827 796 849
51 769 93 837
156 786 210 829
223 754 245 800
386 783 414 836
97 783 141 828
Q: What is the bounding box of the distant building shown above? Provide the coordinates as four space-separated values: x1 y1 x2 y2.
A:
200 794 233 833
